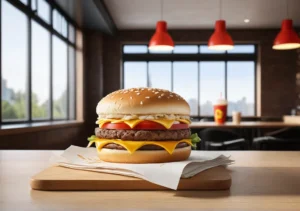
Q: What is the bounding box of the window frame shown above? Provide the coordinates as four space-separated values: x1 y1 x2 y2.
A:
122 44 258 117
0 0 78 124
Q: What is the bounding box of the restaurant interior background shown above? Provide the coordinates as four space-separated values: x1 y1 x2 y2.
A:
1 0 300 151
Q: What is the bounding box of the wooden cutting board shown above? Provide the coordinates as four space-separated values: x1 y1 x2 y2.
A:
31 166 231 191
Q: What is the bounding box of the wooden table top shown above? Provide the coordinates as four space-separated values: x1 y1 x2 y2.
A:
190 121 300 128
1 150 300 210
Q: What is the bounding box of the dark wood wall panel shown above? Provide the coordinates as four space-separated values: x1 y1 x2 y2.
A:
84 31 104 137
0 125 85 149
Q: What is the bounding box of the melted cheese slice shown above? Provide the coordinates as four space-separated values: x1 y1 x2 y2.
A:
88 138 192 154
97 118 191 129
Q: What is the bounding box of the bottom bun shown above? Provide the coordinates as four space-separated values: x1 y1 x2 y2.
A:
97 146 191 163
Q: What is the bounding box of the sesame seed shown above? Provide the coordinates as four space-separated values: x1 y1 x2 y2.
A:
134 90 139 92
137 93 140 95
155 92 159 94
145 96 150 99
124 91 128 93
140 101 143 105
161 94 164 96
158 96 161 98
130 96 133 100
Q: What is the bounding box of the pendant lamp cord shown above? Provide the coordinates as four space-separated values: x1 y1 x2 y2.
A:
219 0 222 20
161 0 164 20
286 0 289 19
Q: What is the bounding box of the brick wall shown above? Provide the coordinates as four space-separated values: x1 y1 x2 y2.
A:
102 29 297 117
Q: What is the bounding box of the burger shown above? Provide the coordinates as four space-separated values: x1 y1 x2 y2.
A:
88 87 200 163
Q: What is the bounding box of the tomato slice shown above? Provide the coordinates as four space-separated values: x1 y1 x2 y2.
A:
101 120 189 130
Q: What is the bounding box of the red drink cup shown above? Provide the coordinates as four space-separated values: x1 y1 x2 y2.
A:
213 99 227 124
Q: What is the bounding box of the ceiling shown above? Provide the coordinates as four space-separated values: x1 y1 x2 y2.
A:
54 0 116 34
103 0 300 29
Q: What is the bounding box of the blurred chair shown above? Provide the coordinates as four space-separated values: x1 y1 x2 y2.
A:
252 128 300 150
199 117 214 122
199 128 248 150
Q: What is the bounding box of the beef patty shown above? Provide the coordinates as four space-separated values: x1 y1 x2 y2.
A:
95 128 191 141
103 142 189 150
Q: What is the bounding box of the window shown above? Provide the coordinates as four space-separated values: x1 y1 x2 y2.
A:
123 62 147 88
227 62 255 116
0 0 78 124
200 45 225 54
31 21 50 119
173 62 198 115
148 62 171 90
53 36 67 119
1 0 28 121
227 45 255 54
200 62 225 116
173 45 198 54
37 0 50 24
123 45 147 54
123 44 257 116
53 9 67 37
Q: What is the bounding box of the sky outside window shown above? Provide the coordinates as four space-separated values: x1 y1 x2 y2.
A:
31 21 50 119
200 62 225 116
227 61 255 116
1 0 28 121
52 35 68 119
173 62 198 115
124 62 147 88
148 62 172 90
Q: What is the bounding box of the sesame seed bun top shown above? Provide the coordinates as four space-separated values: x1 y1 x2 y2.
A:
96 88 190 116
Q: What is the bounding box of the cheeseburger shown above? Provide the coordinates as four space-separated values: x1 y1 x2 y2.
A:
88 87 200 163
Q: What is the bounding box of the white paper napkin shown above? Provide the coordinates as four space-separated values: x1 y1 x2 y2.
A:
52 145 234 190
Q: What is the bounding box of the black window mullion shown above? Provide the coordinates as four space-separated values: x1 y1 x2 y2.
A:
66 45 70 120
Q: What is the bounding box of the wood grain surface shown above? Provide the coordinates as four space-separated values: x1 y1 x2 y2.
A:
1 150 300 210
30 166 231 190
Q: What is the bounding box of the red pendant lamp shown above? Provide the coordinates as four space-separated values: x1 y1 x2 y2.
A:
273 1 300 50
208 0 234 51
273 19 300 50
149 0 174 51
208 20 234 50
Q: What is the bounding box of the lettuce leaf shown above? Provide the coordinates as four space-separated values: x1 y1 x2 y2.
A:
87 133 201 149
87 135 97 142
190 133 201 149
